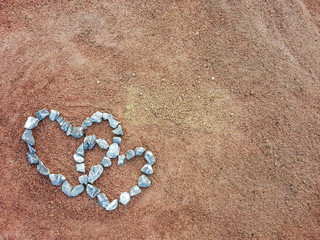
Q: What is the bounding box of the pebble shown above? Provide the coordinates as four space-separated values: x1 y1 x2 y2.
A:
86 184 100 198
37 161 50 175
88 164 103 184
138 175 151 187
66 125 73 136
35 109 49 120
101 157 111 167
71 184 85 197
144 150 156 165
90 111 103 123
71 127 84 138
76 143 85 157
141 163 153 175
135 147 146 156
73 154 84 163
118 155 126 166
76 163 85 173
24 117 39 129
28 144 36 154
49 174 66 186
96 138 109 149
102 113 112 121
126 150 135 160
26 152 40 164
84 135 96 149
129 185 141 196
49 110 60 121
97 193 110 208
107 143 120 158
113 137 121 145
119 192 130 205
56 117 65 126
106 199 118 211
112 125 123 136
61 121 70 132
81 117 93 130
22 129 35 146
62 180 72 197
108 116 119 128
79 175 88 185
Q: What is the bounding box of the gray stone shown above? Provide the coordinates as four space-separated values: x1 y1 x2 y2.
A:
108 116 119 128
35 109 49 120
88 164 103 184
107 143 120 158
135 147 146 156
86 184 100 198
102 113 112 121
118 155 126 166
119 192 130 205
61 121 70 132
76 143 85 157
141 164 153 175
49 174 66 186
56 117 65 126
138 175 151 188
37 161 50 176
24 117 39 129
144 150 156 165
96 138 109 149
49 110 60 121
112 125 123 136
73 154 84 163
90 111 103 123
28 144 36 154
71 127 84 138
22 129 35 146
129 185 141 196
71 184 85 197
106 199 118 211
62 180 72 197
101 157 111 168
84 135 96 149
113 137 121 145
81 117 92 130
79 175 88 185
66 125 73 136
26 152 40 164
97 193 110 208
76 163 85 173
126 150 135 160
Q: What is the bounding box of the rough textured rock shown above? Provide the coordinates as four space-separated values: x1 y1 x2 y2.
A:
73 154 84 163
107 143 120 158
112 125 123 136
26 152 40 164
49 174 66 186
108 116 119 128
28 144 36 154
71 127 84 138
144 150 156 165
78 175 88 185
35 109 49 120
24 117 39 129
22 129 35 146
113 137 121 145
66 125 73 136
37 161 50 175
81 117 93 130
129 185 141 197
126 150 135 160
49 110 59 121
101 157 111 168
96 138 109 149
141 163 153 175
86 184 100 198
56 117 65 126
119 192 130 205
61 121 70 132
106 199 118 211
84 135 96 149
102 113 112 121
76 143 85 157
88 164 103 184
118 155 126 166
70 184 85 197
76 163 85 173
90 111 103 123
135 147 146 156
138 175 151 188
97 193 110 208
62 180 72 197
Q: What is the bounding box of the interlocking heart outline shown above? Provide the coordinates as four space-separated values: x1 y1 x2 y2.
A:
22 109 156 211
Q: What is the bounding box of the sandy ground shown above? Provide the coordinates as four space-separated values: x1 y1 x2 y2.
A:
0 1 319 239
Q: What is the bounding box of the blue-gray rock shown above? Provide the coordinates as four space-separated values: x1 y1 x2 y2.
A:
135 147 146 156
101 157 111 168
107 143 120 158
138 175 151 188
71 184 85 197
126 150 135 160
73 154 84 163
84 135 96 149
56 117 65 126
24 117 39 129
113 137 121 145
129 185 141 196
108 116 119 128
28 144 36 154
26 152 40 164
144 150 156 165
49 174 66 186
90 111 103 123
102 113 112 121
119 192 130 205
96 138 109 149
62 180 72 197
49 110 60 121
97 193 110 208
86 184 100 198
35 109 49 120
76 163 85 173
71 127 84 138
61 121 70 132
118 155 126 166
76 143 85 157
66 125 73 136
106 199 118 211
37 161 50 175
22 129 35 146
81 117 92 130
141 163 153 175
112 125 123 136
79 175 88 185
88 164 103 184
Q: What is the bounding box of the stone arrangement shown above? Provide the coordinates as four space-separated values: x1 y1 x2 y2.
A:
22 109 156 211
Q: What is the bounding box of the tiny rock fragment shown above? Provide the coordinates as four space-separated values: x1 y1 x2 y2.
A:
49 174 66 186
97 193 110 208
101 157 111 167
90 112 103 123
107 143 120 158
62 180 72 197
88 164 103 184
76 143 85 157
108 116 119 128
61 121 70 132
138 175 151 188
102 113 112 121
119 192 130 205
79 175 88 185
24 117 39 130
118 155 126 166
73 154 84 163
81 117 93 130
86 184 100 198
37 161 50 176
22 129 35 146
130 185 141 196
112 125 123 136
144 150 156 165
66 125 73 136
76 163 85 173
135 147 146 156
56 117 65 126
49 110 60 121
28 144 36 154
141 163 153 175
71 127 84 138
126 150 135 160
26 152 40 164
106 199 118 211
35 109 49 120
96 138 109 149
71 184 85 197
84 135 96 149
113 137 121 145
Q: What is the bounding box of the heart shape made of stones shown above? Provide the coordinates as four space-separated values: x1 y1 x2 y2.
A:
22 109 156 211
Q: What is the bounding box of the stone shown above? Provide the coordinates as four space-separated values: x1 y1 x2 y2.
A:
101 157 111 168
61 121 70 132
79 175 88 185
88 164 103 184
129 185 141 196
90 111 103 123
35 109 49 120
26 152 40 164
28 144 36 154
62 180 72 197
107 143 120 158
126 150 135 160
138 175 151 188
76 143 85 157
141 164 153 175
71 127 84 138
112 125 123 136
73 154 84 163
145 150 156 165
37 161 50 175
81 117 92 130
86 184 100 198
118 155 126 166
102 113 112 121
135 147 146 156
97 193 110 208
22 129 35 146
66 125 73 136
49 110 60 121
96 138 109 149
24 117 39 129
108 116 119 128
84 135 96 149
113 137 121 145
49 174 66 186
76 163 85 173
106 199 118 211
71 184 85 197
119 192 130 205
56 117 65 126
